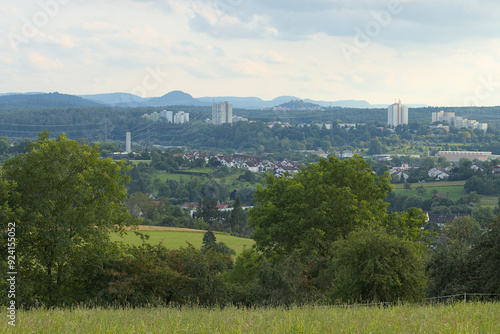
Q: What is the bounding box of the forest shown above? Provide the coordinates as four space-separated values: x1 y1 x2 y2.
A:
1 105 500 156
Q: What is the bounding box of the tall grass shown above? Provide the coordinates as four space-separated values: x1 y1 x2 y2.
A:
110 230 254 255
5 302 499 333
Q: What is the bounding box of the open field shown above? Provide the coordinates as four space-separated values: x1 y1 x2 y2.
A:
479 195 499 208
393 181 466 201
393 181 467 189
149 169 259 192
7 302 500 333
111 227 254 255
129 160 151 165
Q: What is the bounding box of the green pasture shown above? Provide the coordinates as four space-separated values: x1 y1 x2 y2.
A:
392 180 499 206
150 171 199 183
9 302 500 333
392 181 466 201
393 183 465 201
129 160 151 165
479 195 499 208
392 181 467 189
111 230 254 255
149 169 260 192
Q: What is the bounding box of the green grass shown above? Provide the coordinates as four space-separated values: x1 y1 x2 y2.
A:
149 169 260 192
150 171 196 183
129 160 151 165
392 181 467 189
111 230 254 255
7 302 500 333
479 195 499 208
392 180 499 205
393 181 466 201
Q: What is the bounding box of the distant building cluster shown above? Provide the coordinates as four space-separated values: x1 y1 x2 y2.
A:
212 101 233 125
298 123 332 130
338 123 365 129
179 152 300 176
435 150 493 163
387 100 408 127
431 111 487 131
232 116 248 122
264 106 324 111
141 110 189 124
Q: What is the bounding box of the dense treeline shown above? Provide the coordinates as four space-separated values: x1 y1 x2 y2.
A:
2 105 500 156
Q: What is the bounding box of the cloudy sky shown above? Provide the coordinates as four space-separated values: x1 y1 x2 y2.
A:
2 0 500 106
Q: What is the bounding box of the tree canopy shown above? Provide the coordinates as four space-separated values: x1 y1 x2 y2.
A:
249 155 392 258
1 131 133 306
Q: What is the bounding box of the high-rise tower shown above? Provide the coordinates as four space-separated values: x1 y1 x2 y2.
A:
212 101 233 125
387 99 408 127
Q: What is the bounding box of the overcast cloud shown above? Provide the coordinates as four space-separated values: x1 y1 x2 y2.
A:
1 0 500 105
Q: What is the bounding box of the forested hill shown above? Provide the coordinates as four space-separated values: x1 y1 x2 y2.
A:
276 99 323 109
0 92 103 108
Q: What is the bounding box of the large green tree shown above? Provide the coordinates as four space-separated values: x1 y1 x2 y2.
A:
330 228 427 303
426 217 481 296
467 216 500 294
249 155 392 258
1 131 133 306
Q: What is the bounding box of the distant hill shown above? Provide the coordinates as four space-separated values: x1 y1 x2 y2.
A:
0 92 103 108
143 91 209 107
0 92 45 97
275 99 323 109
80 93 149 107
2 90 428 109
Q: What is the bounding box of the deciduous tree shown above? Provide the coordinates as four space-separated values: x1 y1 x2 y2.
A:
1 131 133 306
249 155 392 258
331 228 427 303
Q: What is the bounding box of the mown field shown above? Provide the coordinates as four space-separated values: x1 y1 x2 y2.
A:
6 302 499 333
111 226 254 255
479 195 499 208
392 180 498 207
392 181 466 201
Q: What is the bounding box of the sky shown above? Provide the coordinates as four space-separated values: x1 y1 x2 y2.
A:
2 0 500 106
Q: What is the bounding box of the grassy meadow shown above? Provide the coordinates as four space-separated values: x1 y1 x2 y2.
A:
146 168 259 193
392 181 466 201
6 302 499 333
478 195 499 208
392 180 499 207
111 226 254 255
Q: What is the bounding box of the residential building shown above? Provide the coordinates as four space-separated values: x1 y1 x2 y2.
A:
160 110 173 123
428 167 450 180
151 112 160 122
174 111 189 124
431 110 488 131
427 214 469 227
387 100 408 127
212 101 233 125
232 116 248 122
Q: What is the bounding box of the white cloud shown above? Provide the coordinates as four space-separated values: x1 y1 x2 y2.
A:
27 52 63 71
262 50 295 64
81 21 120 33
352 75 365 84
